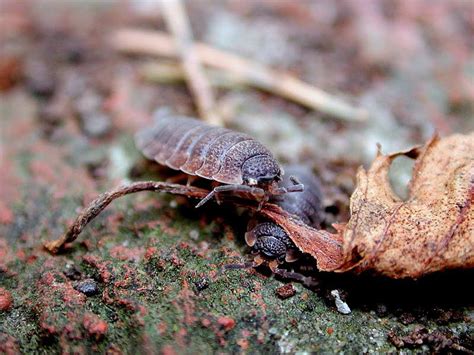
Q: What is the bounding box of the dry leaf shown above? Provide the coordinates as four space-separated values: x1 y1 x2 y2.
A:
331 133 474 278
260 203 344 271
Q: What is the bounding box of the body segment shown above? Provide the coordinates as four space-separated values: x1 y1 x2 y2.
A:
135 112 279 185
135 110 302 207
246 165 324 264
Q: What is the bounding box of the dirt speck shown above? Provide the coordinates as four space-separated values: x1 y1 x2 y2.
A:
276 283 296 299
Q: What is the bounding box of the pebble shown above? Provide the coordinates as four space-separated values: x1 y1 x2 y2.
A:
74 90 111 137
25 58 56 98
194 278 209 292
74 279 99 296
331 289 351 315
63 263 82 281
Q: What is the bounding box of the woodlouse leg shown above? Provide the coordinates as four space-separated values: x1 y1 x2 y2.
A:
223 261 258 270
273 268 318 287
195 184 265 208
221 255 264 274
272 175 304 195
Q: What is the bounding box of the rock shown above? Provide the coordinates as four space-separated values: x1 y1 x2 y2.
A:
25 58 56 98
74 279 99 296
63 263 82 281
331 290 351 315
194 277 209 292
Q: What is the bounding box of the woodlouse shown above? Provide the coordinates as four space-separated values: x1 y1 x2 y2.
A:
243 165 324 278
135 110 304 207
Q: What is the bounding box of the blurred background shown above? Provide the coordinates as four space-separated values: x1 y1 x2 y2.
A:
1 0 473 204
0 1 473 353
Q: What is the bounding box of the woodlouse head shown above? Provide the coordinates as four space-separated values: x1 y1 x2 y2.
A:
241 155 281 187
245 222 299 263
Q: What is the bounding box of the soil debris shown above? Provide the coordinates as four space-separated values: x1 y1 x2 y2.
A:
275 283 296 299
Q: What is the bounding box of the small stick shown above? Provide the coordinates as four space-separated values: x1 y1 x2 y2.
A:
43 181 208 254
161 0 221 126
140 62 247 89
111 28 368 122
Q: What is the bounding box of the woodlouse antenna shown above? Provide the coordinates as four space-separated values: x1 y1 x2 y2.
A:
273 268 319 287
223 261 259 270
195 184 265 208
270 175 304 195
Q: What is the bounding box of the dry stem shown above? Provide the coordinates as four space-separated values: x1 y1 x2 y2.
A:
43 181 208 254
111 28 368 122
161 0 221 126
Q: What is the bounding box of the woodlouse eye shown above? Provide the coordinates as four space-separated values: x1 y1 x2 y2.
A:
242 156 280 186
246 178 258 186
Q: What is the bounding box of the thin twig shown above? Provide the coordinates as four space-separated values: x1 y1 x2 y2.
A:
111 28 369 122
140 62 247 89
43 180 344 271
161 0 221 126
43 181 208 254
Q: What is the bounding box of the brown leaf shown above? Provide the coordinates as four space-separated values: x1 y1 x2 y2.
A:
332 133 474 278
260 203 344 271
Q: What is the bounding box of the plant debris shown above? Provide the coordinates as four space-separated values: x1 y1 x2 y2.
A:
333 133 474 278
388 327 470 353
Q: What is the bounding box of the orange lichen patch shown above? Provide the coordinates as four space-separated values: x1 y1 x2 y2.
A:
0 288 13 311
333 133 474 278
161 344 177 355
82 255 113 283
201 318 211 328
237 337 249 350
0 56 22 91
176 279 197 326
28 140 96 199
217 316 236 331
82 313 108 339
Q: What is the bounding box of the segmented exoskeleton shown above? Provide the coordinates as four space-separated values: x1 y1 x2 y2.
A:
241 165 324 283
135 110 303 207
